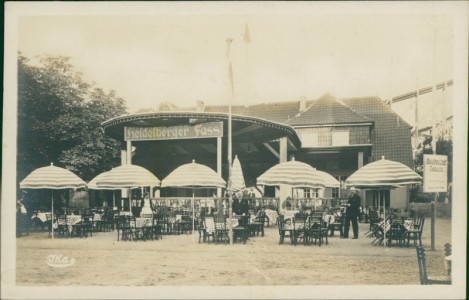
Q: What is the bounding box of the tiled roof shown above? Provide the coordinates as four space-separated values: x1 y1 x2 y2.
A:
286 94 370 126
343 97 413 168
204 101 300 123
151 95 413 167
204 105 248 115
245 101 300 123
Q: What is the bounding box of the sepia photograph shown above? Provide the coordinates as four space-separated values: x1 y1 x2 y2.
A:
2 1 467 299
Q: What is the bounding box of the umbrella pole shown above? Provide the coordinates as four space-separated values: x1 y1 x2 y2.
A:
382 191 386 247
192 189 195 242
51 191 54 239
113 191 116 208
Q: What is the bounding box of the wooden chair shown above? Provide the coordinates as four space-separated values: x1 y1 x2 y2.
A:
80 213 94 238
233 215 250 244
201 217 216 244
386 222 407 247
214 215 229 244
416 246 451 285
250 211 266 237
444 243 452 275
57 215 70 238
292 215 307 246
115 215 125 241
406 216 425 247
306 215 328 246
328 215 344 237
277 214 294 245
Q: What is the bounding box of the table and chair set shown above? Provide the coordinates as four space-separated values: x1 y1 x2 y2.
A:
277 211 333 247
197 210 269 245
364 214 425 247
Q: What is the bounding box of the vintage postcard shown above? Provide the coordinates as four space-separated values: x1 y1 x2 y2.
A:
2 1 467 299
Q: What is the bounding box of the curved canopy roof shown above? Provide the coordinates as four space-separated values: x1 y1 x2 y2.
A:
102 111 302 147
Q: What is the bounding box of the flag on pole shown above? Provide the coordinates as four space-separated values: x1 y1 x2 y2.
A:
243 24 251 44
228 63 234 94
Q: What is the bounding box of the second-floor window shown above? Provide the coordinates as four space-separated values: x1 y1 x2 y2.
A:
301 132 318 147
332 130 349 146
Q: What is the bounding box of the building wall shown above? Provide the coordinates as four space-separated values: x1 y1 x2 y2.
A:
295 126 370 147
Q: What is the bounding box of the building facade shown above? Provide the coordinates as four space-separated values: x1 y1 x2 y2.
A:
103 93 414 210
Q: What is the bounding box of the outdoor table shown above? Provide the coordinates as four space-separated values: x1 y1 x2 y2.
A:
53 215 83 234
136 217 153 228
119 211 133 216
31 212 51 223
261 209 278 227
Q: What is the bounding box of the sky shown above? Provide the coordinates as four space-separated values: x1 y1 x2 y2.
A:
17 3 455 118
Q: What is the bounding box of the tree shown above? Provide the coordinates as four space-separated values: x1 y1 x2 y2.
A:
18 53 127 188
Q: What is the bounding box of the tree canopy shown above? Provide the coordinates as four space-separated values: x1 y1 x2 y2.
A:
18 53 128 184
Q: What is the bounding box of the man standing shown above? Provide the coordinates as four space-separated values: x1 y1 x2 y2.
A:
343 187 361 239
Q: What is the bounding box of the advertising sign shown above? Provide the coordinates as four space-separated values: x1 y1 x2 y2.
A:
124 121 223 141
423 154 448 193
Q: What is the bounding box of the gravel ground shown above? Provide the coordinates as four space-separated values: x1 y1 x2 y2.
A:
15 218 452 287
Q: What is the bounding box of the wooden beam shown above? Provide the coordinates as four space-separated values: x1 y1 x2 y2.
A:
263 142 279 159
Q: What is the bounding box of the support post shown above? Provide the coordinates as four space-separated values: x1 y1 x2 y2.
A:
358 151 364 168
279 137 288 163
217 137 222 197
431 193 437 250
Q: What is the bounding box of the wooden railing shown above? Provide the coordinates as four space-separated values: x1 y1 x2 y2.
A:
150 197 279 212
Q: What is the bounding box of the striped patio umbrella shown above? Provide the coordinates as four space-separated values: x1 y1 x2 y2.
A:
19 163 86 238
161 160 226 234
257 159 326 189
317 170 340 188
96 164 161 188
257 158 325 211
161 160 225 189
96 164 160 212
228 155 246 194
346 156 422 246
87 171 112 190
87 170 118 208
346 157 422 189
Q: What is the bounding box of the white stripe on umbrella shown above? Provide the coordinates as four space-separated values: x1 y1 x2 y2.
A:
161 160 226 188
19 164 86 190
96 164 161 188
346 158 422 188
229 155 245 192
257 160 325 189
317 170 340 188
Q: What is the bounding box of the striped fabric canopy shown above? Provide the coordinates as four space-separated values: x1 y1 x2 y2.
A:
346 157 422 188
317 170 340 188
96 164 160 188
257 159 325 189
87 171 113 190
161 160 226 188
229 155 246 192
19 164 86 189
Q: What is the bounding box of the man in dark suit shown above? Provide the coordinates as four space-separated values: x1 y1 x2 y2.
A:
343 187 361 239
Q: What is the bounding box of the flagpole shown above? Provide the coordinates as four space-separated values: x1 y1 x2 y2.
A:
227 38 234 245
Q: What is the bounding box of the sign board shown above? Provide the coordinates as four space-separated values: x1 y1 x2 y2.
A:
423 154 448 193
125 121 223 141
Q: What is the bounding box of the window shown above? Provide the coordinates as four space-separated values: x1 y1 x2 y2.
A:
332 131 349 146
332 188 339 198
301 132 318 147
303 188 318 198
